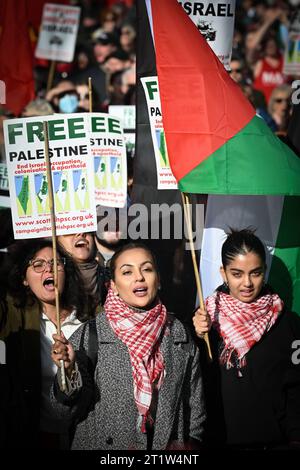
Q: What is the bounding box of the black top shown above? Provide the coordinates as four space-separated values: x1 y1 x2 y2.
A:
201 309 300 448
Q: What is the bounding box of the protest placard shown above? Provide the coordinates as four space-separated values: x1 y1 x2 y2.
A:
283 11 300 76
108 105 136 157
4 114 97 239
178 0 236 70
35 3 80 62
141 77 178 190
0 162 10 208
89 113 127 208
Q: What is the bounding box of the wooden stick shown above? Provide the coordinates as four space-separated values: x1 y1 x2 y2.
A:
43 121 66 391
88 76 93 113
46 60 56 93
181 192 212 360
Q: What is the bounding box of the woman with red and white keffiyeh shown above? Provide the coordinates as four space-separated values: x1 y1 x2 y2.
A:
193 229 300 449
51 242 206 450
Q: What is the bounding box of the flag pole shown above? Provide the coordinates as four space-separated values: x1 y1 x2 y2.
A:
43 121 67 391
88 76 93 112
181 192 212 360
46 60 56 93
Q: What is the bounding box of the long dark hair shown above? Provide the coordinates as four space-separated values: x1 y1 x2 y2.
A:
4 238 91 322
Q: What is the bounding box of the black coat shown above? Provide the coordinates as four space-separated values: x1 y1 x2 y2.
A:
0 298 41 449
201 310 300 448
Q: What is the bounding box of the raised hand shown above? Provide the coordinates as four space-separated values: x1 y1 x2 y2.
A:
192 307 211 338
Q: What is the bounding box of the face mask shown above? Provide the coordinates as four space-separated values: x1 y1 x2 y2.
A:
58 94 79 113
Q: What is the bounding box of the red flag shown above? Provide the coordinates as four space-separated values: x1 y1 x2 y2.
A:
0 0 35 116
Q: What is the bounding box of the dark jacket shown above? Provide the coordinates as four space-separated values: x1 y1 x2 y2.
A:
0 296 41 449
201 309 300 448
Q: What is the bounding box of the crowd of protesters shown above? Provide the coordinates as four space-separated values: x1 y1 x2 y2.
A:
0 0 137 165
1 0 300 452
32 1 137 113
1 0 300 157
231 0 300 137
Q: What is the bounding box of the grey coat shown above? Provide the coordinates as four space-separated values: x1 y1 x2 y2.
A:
52 312 206 450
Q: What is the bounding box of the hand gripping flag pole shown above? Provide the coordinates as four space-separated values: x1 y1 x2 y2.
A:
181 192 212 361
43 121 67 391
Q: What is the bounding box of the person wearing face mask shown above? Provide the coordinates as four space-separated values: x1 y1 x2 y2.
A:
0 239 92 449
45 80 79 114
193 229 300 449
58 92 79 114
51 243 206 450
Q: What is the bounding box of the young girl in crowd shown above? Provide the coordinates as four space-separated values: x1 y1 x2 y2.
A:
194 229 300 449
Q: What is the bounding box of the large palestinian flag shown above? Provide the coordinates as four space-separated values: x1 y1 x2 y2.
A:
131 0 181 209
150 0 300 195
138 0 300 314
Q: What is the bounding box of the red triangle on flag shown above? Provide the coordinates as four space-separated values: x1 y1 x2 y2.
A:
151 0 255 181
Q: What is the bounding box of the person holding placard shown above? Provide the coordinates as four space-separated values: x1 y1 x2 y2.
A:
0 238 91 449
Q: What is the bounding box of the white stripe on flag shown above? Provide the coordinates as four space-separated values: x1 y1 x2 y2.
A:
200 195 285 300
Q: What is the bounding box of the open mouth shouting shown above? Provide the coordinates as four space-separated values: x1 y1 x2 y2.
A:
43 276 55 291
72 237 93 262
74 238 89 249
58 233 95 264
133 286 148 297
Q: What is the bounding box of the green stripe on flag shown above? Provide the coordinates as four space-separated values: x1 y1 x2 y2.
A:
268 197 300 314
179 116 300 196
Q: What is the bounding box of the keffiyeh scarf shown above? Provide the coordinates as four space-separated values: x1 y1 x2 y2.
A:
104 287 167 432
206 290 283 369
